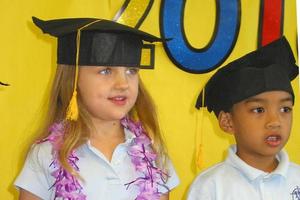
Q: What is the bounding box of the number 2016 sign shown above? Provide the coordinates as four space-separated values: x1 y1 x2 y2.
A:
115 0 285 73
160 0 284 73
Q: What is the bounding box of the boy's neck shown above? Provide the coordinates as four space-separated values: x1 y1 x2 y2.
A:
236 150 279 173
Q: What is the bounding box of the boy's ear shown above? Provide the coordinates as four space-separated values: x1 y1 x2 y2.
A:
218 111 234 134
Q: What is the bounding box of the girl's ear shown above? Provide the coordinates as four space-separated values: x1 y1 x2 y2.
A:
218 111 234 134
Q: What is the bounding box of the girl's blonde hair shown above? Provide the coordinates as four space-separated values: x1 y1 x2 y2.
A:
35 64 167 175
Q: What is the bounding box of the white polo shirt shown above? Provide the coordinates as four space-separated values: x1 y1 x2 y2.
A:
187 145 300 200
15 128 180 200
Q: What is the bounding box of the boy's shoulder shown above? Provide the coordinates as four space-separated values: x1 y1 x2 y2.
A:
289 161 300 168
287 161 300 175
191 162 230 190
187 161 234 199
190 161 231 187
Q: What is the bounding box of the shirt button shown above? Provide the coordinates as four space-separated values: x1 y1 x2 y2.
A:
113 159 121 165
106 176 121 185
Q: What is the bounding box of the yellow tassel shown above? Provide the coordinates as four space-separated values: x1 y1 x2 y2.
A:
66 90 78 121
195 88 206 170
196 144 204 169
64 19 102 121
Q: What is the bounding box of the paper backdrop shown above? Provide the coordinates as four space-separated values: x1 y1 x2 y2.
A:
0 0 298 199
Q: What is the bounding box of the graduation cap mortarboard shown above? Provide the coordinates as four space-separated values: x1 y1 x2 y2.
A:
32 16 164 121
32 16 164 68
195 36 299 116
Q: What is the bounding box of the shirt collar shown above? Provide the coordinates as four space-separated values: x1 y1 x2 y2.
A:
272 149 289 177
225 145 289 182
124 127 136 143
85 127 136 147
81 127 136 161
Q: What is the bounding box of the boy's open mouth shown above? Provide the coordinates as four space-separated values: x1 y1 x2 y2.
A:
265 135 282 147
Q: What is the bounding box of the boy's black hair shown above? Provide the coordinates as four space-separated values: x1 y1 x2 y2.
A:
196 36 299 116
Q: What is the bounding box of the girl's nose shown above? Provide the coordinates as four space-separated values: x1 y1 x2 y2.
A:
114 72 129 90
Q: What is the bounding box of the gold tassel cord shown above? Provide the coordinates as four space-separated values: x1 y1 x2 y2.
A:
196 88 205 169
66 90 78 121
66 20 102 121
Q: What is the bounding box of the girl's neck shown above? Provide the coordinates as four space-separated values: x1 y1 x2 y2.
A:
90 118 123 139
89 118 125 161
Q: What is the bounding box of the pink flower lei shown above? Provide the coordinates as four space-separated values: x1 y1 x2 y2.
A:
38 117 169 200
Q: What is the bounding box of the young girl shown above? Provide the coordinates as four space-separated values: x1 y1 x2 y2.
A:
15 17 179 200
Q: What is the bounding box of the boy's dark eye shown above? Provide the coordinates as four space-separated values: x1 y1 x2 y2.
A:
253 107 264 113
280 106 292 113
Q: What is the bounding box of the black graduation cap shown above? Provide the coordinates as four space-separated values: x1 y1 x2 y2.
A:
32 16 165 121
32 16 164 68
195 36 299 116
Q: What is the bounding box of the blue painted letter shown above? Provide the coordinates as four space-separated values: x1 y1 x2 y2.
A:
160 0 240 73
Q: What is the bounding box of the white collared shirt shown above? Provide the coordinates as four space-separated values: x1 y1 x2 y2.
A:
187 145 300 200
15 128 179 200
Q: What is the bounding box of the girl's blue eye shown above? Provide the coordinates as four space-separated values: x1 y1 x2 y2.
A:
253 107 264 113
126 68 139 75
99 68 111 75
280 106 292 113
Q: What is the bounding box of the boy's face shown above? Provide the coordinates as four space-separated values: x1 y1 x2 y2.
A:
219 90 293 161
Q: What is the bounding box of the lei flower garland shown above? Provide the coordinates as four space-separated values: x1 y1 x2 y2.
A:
121 117 169 200
38 122 86 200
38 117 168 200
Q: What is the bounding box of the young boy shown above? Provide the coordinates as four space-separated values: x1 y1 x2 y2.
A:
187 37 300 200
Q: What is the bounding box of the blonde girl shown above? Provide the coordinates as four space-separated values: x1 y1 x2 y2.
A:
15 17 179 200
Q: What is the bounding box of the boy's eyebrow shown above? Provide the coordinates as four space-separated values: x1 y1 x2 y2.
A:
244 96 293 104
280 96 294 102
244 98 266 104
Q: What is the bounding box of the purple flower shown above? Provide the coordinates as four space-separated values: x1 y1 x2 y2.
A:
121 117 169 200
43 122 86 200
38 118 168 200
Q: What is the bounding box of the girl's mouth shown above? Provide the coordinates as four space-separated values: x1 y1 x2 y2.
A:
108 96 127 106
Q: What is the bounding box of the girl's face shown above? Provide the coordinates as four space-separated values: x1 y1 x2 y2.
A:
78 66 139 123
220 91 293 162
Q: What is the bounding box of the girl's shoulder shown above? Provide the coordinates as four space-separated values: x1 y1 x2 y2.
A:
31 140 53 154
26 141 54 167
29 122 65 160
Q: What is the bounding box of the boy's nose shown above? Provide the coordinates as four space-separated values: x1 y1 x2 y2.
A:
265 112 281 129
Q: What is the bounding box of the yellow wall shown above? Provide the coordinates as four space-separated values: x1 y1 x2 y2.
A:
0 0 298 199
